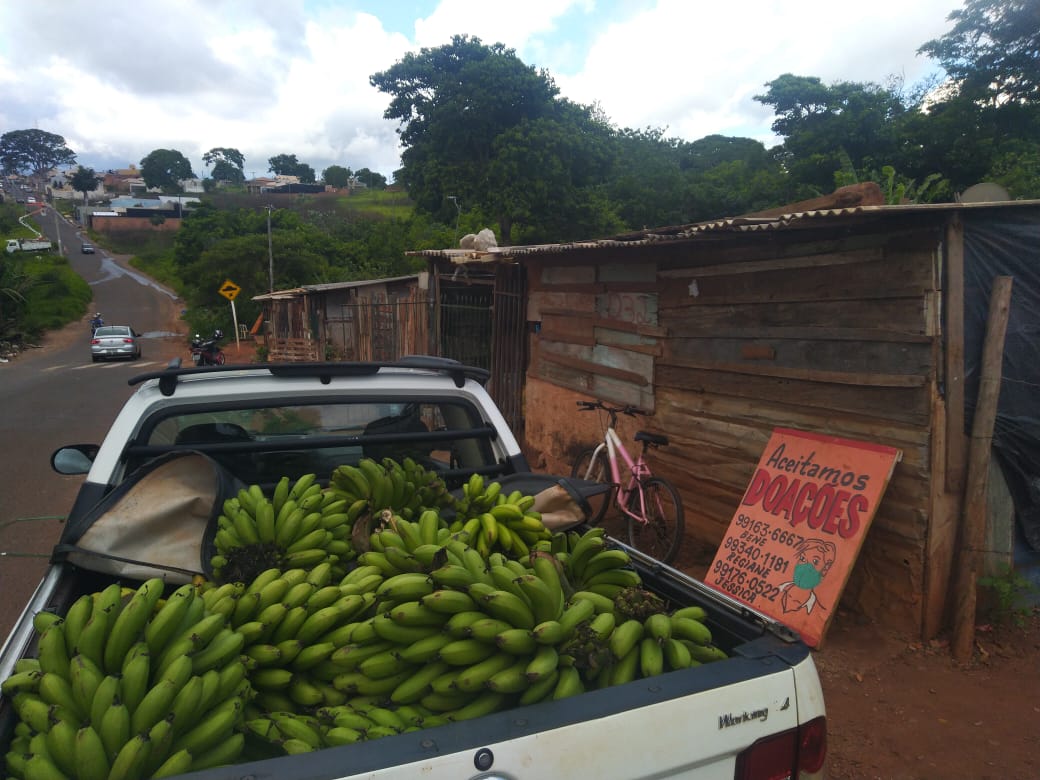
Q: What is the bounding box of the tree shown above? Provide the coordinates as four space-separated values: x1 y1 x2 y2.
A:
485 114 622 242
0 130 76 178
371 35 601 242
139 149 194 192
69 166 102 205
268 154 316 183
918 0 1040 106
203 147 246 185
353 168 387 189
985 141 1040 198
322 165 352 188
209 162 245 185
755 74 912 191
910 0 1040 195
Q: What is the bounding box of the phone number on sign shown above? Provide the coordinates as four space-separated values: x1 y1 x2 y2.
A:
711 560 782 604
721 547 791 577
734 514 806 549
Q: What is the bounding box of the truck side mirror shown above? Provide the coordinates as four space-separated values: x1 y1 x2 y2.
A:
51 444 100 475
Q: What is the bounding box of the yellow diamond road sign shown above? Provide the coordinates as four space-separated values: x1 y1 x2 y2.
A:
218 279 241 301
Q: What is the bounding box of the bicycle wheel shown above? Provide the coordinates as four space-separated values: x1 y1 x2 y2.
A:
627 477 684 564
571 448 611 525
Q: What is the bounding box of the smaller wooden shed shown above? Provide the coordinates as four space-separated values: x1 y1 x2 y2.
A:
252 274 431 362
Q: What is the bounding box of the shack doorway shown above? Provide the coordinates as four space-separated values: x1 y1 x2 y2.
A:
434 263 527 437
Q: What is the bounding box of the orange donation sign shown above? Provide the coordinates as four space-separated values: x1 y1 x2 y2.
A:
704 428 901 647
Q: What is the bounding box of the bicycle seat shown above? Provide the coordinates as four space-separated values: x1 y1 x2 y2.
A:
634 431 669 447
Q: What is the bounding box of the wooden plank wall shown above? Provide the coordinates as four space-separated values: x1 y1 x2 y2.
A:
322 290 357 360
264 298 320 361
528 258 663 411
524 223 955 636
267 337 320 362
653 227 945 634
353 284 431 362
265 282 429 363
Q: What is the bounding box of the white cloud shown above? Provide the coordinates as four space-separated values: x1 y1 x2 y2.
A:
555 0 953 146
414 0 588 49
0 0 957 178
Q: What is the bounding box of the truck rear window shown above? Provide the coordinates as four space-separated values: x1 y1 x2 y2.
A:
133 400 498 489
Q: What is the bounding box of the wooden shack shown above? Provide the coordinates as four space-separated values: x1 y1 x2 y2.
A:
252 274 430 362
416 196 1040 639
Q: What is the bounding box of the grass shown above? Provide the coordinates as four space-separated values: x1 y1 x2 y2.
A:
1 202 43 239
11 254 92 339
339 189 414 219
205 188 414 222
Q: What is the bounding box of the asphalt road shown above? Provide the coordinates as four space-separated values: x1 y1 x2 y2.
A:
0 207 188 639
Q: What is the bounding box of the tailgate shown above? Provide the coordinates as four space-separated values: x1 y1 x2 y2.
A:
183 648 818 780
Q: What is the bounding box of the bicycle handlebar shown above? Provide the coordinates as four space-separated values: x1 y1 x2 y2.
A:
576 399 645 417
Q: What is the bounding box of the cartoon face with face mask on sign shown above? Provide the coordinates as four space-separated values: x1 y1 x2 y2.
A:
779 538 837 615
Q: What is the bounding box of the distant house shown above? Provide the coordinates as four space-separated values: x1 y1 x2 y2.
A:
99 166 148 195
247 177 278 195
263 183 325 195
87 195 195 234
47 167 105 202
157 195 201 210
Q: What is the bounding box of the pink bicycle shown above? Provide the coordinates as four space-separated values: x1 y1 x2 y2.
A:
571 400 685 564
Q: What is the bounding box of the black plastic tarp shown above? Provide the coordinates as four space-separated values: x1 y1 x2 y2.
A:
963 213 1040 550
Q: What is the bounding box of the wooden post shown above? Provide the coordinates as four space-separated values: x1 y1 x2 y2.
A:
944 215 967 493
951 276 1013 663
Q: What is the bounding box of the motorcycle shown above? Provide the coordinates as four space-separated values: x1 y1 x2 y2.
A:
89 314 104 335
190 330 227 366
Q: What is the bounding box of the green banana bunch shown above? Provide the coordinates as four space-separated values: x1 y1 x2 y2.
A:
1 577 251 779
562 528 641 598
211 473 359 584
450 482 552 560
359 512 453 579
216 566 380 713
330 457 452 519
243 699 449 755
1 540 730 773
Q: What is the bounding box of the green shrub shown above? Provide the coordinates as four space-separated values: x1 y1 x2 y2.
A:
18 255 92 338
979 564 1039 628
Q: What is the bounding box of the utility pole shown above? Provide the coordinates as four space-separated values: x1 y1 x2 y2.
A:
266 204 275 293
447 196 461 246
53 207 63 255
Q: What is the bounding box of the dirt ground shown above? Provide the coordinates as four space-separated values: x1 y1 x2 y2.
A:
814 608 1040 780
661 533 1040 780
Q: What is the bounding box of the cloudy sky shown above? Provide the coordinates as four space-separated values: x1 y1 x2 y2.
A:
0 0 960 181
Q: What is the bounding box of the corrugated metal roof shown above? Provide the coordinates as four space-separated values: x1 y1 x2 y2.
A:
408 199 1040 263
252 274 420 301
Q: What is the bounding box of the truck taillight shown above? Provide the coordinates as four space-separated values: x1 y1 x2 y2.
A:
734 716 826 780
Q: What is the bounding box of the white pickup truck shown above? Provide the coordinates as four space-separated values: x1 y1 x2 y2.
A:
0 357 827 779
5 238 53 253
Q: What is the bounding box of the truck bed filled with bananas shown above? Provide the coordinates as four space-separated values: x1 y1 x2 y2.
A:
0 359 826 779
